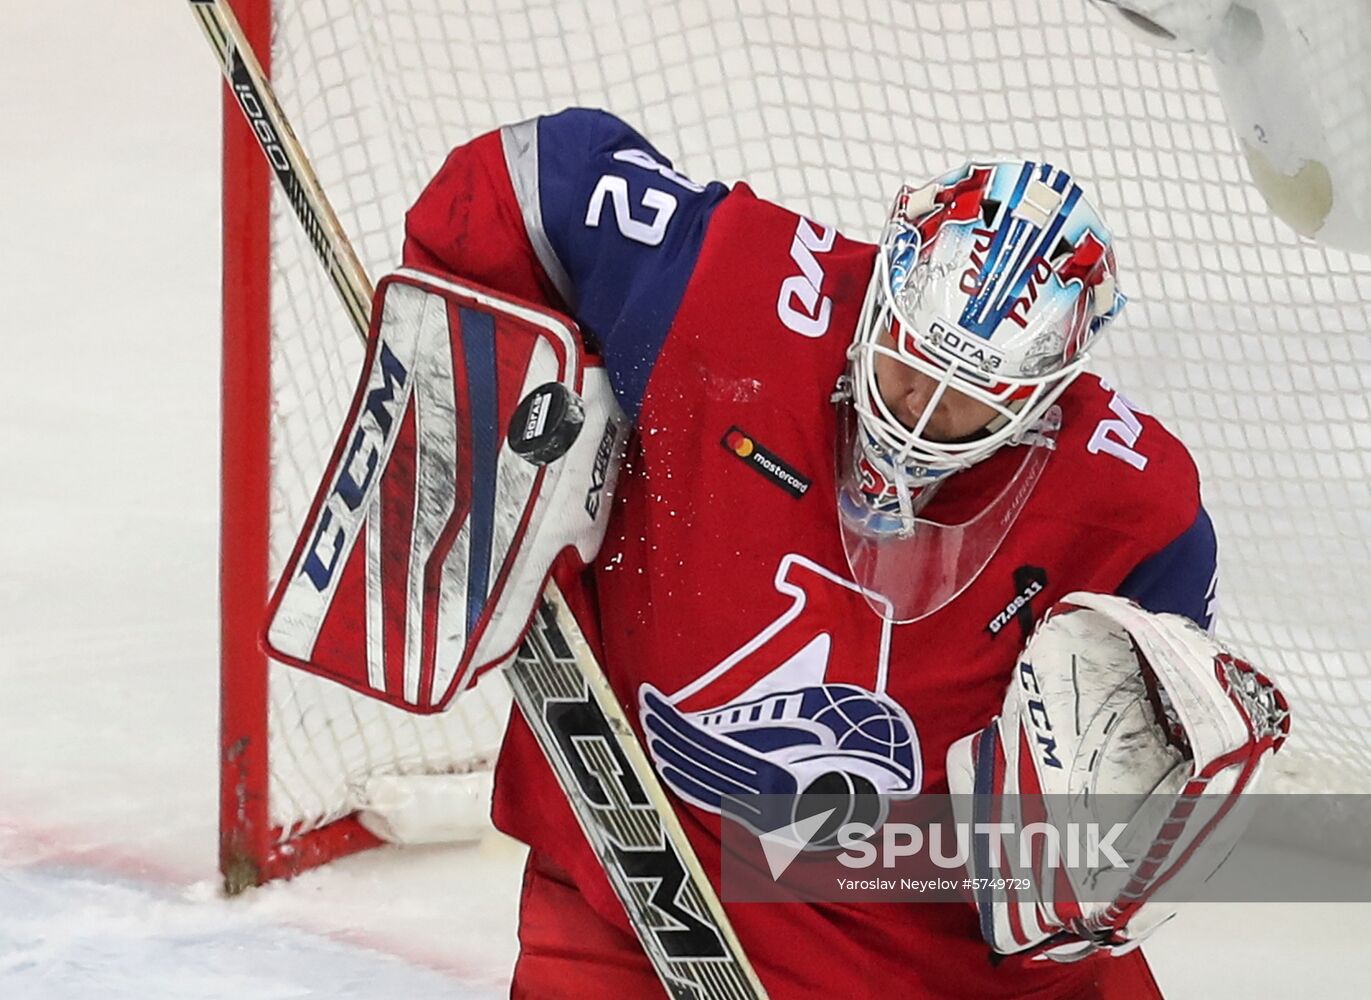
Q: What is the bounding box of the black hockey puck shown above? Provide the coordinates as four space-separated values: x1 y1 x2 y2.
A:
508 382 585 465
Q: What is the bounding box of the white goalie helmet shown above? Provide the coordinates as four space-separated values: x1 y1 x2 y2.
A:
845 160 1126 503
836 161 1126 622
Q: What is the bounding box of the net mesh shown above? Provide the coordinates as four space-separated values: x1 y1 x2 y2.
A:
261 0 1371 838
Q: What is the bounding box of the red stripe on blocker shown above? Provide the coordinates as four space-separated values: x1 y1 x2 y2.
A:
417 299 479 708
309 522 373 693
380 396 421 701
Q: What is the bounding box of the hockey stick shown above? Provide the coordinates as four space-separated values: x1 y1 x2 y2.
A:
188 2 766 997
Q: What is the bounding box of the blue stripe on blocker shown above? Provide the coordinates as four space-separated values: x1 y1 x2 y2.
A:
459 306 498 635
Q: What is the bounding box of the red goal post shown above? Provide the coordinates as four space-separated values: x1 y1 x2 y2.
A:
217 0 397 889
217 0 1371 892
217 0 512 892
218 0 280 890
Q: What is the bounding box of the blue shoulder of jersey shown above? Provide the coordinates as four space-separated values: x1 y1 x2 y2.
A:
1116 505 1218 631
500 107 729 421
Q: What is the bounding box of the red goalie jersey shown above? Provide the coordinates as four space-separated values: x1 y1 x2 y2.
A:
404 109 1217 999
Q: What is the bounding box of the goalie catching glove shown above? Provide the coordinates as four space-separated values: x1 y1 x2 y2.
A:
946 592 1289 961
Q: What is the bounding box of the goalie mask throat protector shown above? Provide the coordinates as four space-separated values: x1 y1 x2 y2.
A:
834 396 1060 625
846 160 1126 495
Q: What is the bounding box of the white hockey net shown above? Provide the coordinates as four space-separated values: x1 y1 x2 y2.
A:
258 0 1371 843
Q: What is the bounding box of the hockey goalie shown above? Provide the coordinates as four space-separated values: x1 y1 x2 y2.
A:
256 93 1301 996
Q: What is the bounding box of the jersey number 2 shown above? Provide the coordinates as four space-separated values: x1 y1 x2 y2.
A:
585 175 676 246
584 149 703 247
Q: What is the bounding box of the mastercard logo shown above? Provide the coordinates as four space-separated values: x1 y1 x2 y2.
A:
720 424 811 498
725 429 755 457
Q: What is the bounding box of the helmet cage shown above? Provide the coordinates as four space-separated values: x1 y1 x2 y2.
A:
849 261 1087 472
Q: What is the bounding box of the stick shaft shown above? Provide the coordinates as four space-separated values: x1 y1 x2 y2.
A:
509 586 768 998
189 0 371 338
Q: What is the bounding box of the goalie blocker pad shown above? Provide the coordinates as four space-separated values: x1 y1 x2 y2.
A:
265 267 627 714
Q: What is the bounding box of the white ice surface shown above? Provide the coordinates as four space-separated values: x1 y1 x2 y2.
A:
0 2 1367 998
